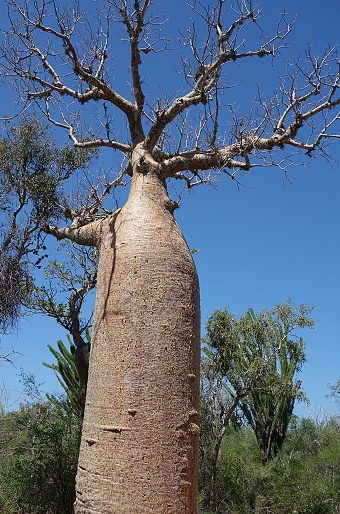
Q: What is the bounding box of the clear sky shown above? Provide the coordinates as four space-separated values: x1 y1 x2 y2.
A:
0 0 339 418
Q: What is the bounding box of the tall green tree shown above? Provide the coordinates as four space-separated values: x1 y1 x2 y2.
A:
0 118 96 405
204 302 314 463
1 1 339 511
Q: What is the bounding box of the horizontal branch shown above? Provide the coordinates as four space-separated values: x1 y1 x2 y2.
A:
45 219 104 247
45 207 122 247
160 98 340 177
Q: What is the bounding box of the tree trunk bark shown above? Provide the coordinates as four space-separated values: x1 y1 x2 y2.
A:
74 169 200 513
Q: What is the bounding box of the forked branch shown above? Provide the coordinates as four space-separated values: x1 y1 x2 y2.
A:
159 43 339 178
1 0 339 192
2 0 142 144
144 0 292 150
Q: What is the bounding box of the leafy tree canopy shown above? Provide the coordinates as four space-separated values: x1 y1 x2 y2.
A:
0 118 96 333
203 301 314 462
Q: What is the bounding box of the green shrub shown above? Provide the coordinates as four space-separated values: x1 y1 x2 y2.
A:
0 400 81 514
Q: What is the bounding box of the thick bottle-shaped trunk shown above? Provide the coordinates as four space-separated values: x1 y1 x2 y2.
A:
74 170 200 513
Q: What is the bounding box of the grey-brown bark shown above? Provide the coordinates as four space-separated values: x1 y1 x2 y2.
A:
75 169 200 513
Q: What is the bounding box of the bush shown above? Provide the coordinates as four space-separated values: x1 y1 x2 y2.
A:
0 399 81 514
199 417 340 513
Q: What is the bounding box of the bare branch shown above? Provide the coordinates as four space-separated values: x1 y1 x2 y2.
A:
0 348 18 364
144 4 292 151
1 0 141 143
45 206 122 247
158 40 339 178
39 99 133 153
116 1 151 111
30 7 134 112
45 218 104 246
85 167 129 217
1 1 339 188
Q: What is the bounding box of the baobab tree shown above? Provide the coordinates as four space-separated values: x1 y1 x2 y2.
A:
0 0 339 513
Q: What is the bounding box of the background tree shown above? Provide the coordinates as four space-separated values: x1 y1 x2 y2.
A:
0 119 96 404
204 302 314 464
0 118 95 333
329 379 340 405
1 398 338 514
0 345 16 364
0 0 339 512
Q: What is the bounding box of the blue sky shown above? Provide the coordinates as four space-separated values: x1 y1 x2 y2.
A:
0 0 339 418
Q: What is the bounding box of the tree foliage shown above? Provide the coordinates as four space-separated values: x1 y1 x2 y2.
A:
0 399 81 514
0 118 95 333
26 242 96 406
204 302 314 463
26 242 97 340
